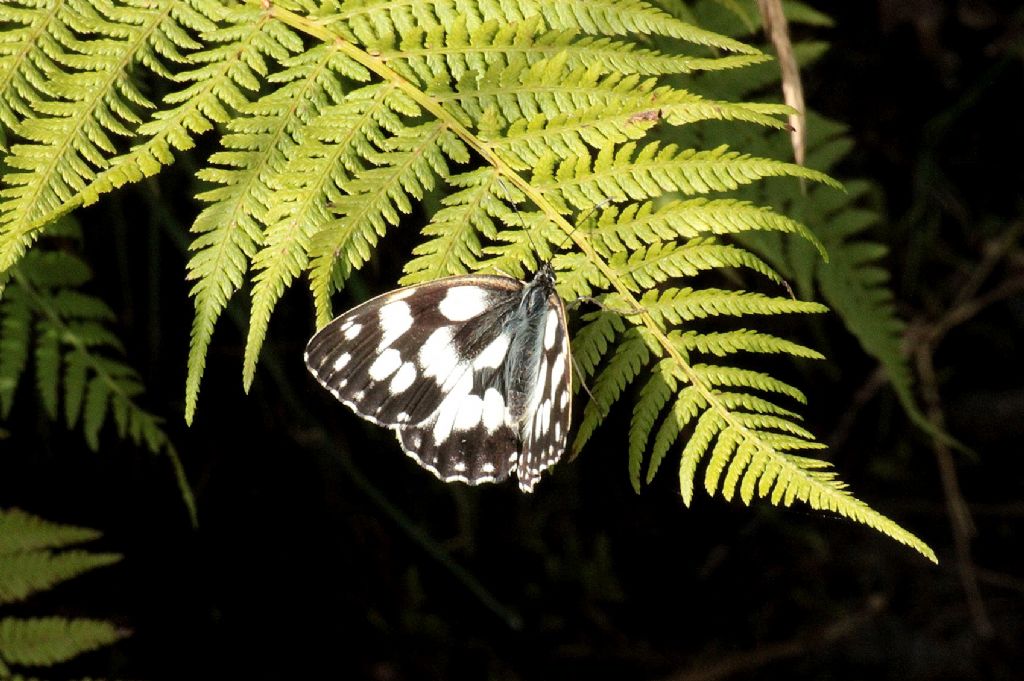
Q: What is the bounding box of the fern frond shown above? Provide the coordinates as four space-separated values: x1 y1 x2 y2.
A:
637 287 827 326
692 363 806 403
672 329 824 360
574 326 656 454
536 143 839 210
333 0 761 55
0 0 56 132
589 198 825 257
82 3 307 203
0 616 128 667
0 0 200 270
0 550 121 606
0 508 99 554
619 240 783 289
380 15 766 83
437 56 786 168
236 82 404 394
0 288 31 417
305 121 468 326
1 230 194 522
400 167 506 283
812 180 921 421
628 358 678 490
183 44 353 422
0 509 128 677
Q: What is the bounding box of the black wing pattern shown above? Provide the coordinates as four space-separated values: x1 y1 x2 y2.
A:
305 267 572 491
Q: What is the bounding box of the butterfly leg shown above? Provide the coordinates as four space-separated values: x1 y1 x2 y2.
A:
567 295 643 316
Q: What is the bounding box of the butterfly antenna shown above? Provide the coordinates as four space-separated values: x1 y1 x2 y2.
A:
496 177 547 271
554 198 612 253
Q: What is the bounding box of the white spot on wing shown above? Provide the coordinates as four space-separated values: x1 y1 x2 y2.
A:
481 462 495 474
420 327 458 380
474 333 510 370
368 348 401 381
453 394 483 431
439 286 489 321
343 323 362 340
389 361 416 394
333 352 351 371
550 351 566 397
543 309 559 349
560 391 569 409
453 461 467 472
432 372 474 444
378 300 413 350
482 387 506 433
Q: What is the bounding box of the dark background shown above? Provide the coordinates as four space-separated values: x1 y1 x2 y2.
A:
2 1 1023 679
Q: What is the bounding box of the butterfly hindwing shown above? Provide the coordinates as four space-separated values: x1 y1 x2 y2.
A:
305 266 572 491
516 293 572 492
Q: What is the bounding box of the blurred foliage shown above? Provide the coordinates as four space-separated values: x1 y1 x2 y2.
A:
0 508 126 679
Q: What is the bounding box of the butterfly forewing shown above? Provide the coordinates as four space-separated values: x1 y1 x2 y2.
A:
305 266 572 491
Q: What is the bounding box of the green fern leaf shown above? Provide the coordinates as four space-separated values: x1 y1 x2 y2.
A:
637 287 827 326
589 198 825 258
82 3 304 203
81 374 111 451
305 121 468 327
183 44 355 422
381 15 767 83
401 167 506 283
574 326 656 455
62 350 88 429
32 324 59 420
240 82 407 391
0 288 31 417
0 509 99 554
538 142 840 210
0 616 128 667
628 358 678 491
0 0 190 271
336 0 761 54
672 329 824 360
812 180 923 424
0 550 121 606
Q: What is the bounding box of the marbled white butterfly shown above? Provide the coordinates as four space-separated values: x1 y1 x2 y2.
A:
305 263 571 492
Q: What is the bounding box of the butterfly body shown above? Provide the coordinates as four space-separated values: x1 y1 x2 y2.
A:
305 264 571 492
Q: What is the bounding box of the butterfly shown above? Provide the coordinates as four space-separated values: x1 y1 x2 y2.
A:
304 262 572 492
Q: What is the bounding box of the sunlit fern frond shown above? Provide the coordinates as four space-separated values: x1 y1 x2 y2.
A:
0 0 934 561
